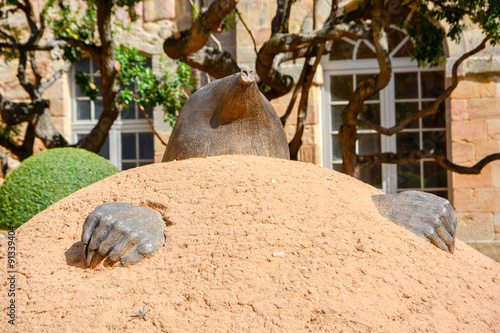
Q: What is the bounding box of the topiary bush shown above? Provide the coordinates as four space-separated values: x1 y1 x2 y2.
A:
0 148 119 229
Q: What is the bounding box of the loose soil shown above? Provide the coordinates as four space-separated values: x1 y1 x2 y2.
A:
1 155 499 332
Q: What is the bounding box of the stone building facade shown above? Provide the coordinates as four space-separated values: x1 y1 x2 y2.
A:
0 0 499 258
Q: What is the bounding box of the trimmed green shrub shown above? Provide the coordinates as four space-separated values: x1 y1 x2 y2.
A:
0 148 119 229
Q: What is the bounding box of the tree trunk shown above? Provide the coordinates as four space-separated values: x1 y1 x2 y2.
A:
76 0 119 153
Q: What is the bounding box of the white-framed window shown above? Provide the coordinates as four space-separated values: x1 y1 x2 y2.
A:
321 28 450 199
71 57 155 170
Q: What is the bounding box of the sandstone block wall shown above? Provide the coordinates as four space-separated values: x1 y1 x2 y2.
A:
451 75 500 242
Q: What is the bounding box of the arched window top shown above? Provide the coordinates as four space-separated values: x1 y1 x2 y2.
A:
329 27 414 61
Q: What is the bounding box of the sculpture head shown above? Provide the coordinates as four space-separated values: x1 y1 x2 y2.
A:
162 69 290 162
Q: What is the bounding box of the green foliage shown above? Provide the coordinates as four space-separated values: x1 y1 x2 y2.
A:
406 0 500 67
116 45 196 126
0 148 119 229
131 305 151 320
0 123 20 145
191 2 237 36
75 71 99 101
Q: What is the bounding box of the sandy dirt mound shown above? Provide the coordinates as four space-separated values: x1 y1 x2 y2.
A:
1 155 499 332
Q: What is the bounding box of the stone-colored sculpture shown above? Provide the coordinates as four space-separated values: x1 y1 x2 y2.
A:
82 69 457 269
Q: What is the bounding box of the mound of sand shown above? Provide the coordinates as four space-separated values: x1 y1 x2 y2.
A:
1 155 499 332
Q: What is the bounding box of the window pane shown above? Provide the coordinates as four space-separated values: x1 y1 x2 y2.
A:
421 101 446 128
122 162 137 170
359 103 380 126
387 29 406 54
91 58 99 75
421 71 444 98
121 133 137 160
422 131 446 154
331 105 344 130
121 102 136 119
95 99 103 119
75 58 90 73
76 100 91 120
329 38 354 60
138 105 154 120
331 75 353 101
75 84 87 98
395 102 419 128
144 57 153 68
424 161 447 188
332 163 343 172
397 132 420 153
139 161 153 166
358 133 380 155
427 190 448 200
138 132 154 159
356 41 376 59
359 164 382 188
356 74 379 100
397 163 421 188
99 135 110 159
394 72 418 99
94 77 102 97
331 135 342 160
394 39 414 58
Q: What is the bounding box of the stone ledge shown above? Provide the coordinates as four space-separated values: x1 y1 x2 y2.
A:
466 240 500 263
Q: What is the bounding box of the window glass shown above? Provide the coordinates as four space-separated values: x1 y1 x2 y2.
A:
75 58 90 73
397 163 421 188
138 105 154 119
138 133 154 159
331 105 345 130
76 100 91 120
395 102 419 128
395 72 418 99
394 39 414 57
422 131 446 154
122 162 137 170
397 132 420 153
329 38 354 60
424 161 447 188
95 100 104 119
330 75 353 101
121 133 137 160
356 41 376 59
421 71 444 98
360 164 382 188
331 135 343 160
121 103 136 119
422 102 446 128
358 133 380 155
359 103 380 126
387 29 406 53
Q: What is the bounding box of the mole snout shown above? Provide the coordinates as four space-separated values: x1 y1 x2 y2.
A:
239 68 254 85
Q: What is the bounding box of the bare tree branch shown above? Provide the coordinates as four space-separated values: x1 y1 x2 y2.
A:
58 36 102 58
183 46 240 79
29 51 42 86
39 61 72 92
257 22 370 100
235 7 257 56
0 28 17 44
272 0 294 35
339 0 392 176
357 150 500 175
163 0 237 60
356 34 492 135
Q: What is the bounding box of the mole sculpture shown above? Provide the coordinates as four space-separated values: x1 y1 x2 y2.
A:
82 69 456 269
